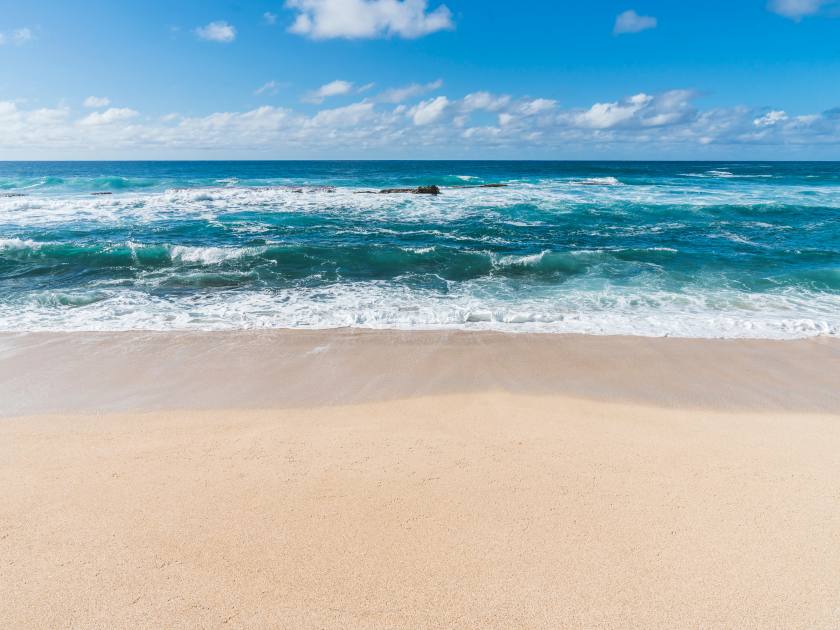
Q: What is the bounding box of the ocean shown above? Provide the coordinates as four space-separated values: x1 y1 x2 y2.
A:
1 161 838 338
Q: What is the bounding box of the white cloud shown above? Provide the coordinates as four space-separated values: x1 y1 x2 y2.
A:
264 12 279 24
255 81 280 96
78 108 139 126
26 107 70 125
613 9 657 34
575 93 653 128
638 89 695 126
84 96 111 108
377 79 443 103
409 95 449 125
309 101 375 126
195 21 237 43
461 92 511 112
767 0 828 20
303 79 354 103
754 110 789 126
3 90 840 158
517 98 556 116
285 0 454 39
0 27 33 46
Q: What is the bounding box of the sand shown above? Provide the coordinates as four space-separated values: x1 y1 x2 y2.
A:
2 331 840 628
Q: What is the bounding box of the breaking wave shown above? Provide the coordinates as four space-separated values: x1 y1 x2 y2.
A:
1 160 839 338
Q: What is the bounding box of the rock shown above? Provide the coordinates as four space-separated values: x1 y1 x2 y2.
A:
91 192 112 195
356 183 507 195
378 185 441 195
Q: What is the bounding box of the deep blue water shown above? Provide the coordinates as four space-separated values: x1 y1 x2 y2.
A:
1 161 838 337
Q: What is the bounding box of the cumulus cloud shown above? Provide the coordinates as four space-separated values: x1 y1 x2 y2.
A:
285 0 454 39
461 92 511 112
377 79 443 103
754 110 789 126
263 12 279 24
613 10 657 34
302 80 355 104
517 98 556 116
195 21 236 43
2 89 840 158
575 93 653 128
767 0 829 20
409 95 449 125
83 96 111 108
78 108 139 126
309 101 376 127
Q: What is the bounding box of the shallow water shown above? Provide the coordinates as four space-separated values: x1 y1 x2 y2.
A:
1 161 838 337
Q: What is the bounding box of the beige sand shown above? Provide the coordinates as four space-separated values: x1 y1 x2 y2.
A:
2 332 840 628
1 330 839 415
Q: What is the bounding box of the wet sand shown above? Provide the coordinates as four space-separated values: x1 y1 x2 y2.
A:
2 331 839 628
1 330 838 415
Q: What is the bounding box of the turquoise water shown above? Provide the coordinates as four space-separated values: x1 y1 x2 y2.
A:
1 161 839 337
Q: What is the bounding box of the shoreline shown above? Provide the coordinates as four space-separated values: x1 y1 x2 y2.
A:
1 329 838 416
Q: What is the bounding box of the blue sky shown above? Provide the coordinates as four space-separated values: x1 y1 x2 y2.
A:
2 0 840 159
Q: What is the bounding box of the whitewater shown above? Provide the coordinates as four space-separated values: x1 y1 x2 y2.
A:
1 161 838 338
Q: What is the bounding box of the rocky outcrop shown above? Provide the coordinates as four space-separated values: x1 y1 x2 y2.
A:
378 185 441 195
355 183 507 195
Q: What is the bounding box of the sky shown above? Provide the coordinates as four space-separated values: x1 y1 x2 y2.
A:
1 0 840 159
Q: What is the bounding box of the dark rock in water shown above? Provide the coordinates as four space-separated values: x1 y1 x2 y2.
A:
378 185 441 195
91 192 112 195
358 183 506 195
0 193 26 198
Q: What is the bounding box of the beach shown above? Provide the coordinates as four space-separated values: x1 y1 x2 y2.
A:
2 331 839 628
4 0 840 623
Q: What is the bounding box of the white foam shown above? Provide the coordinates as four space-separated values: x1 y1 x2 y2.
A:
4 181 840 230
169 245 259 264
495 251 549 267
1 283 838 339
0 237 40 250
401 246 436 254
682 171 775 179
574 177 622 186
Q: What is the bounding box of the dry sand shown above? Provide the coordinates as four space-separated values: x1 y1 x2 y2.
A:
2 331 839 628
